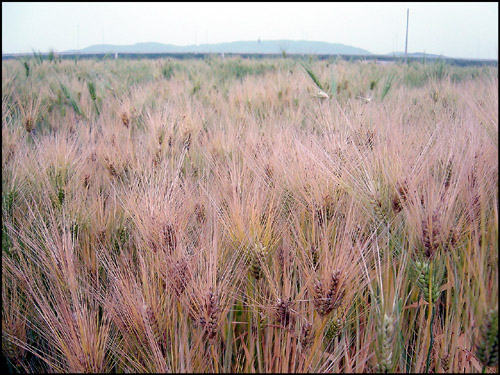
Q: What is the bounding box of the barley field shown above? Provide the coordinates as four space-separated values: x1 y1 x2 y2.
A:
2 55 498 373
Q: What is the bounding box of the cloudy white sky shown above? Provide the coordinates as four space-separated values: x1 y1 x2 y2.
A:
2 2 498 59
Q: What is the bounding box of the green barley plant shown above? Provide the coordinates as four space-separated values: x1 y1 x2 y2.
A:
411 258 446 372
432 59 447 81
87 80 100 115
31 49 44 65
48 49 55 63
376 313 395 373
300 60 331 99
476 308 499 372
381 73 395 101
411 259 445 304
22 60 30 78
3 188 18 218
161 62 175 79
59 82 84 117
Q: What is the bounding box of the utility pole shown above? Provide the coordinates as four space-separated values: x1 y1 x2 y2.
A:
404 9 409 64
473 36 480 59
77 24 80 56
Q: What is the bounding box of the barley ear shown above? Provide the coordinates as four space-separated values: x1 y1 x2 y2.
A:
412 260 444 304
300 322 314 350
377 314 395 373
324 316 342 344
441 351 451 372
246 240 268 280
476 308 499 370
300 60 325 91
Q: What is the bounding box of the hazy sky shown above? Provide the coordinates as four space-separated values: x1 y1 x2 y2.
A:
2 2 498 59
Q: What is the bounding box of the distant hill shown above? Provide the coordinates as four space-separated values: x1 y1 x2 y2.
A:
387 51 446 59
68 40 372 55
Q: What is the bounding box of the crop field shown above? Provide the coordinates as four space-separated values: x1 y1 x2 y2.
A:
2 56 498 373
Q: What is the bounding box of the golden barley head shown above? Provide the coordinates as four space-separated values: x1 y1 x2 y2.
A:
171 257 190 297
312 270 344 317
202 288 221 341
162 223 177 253
421 209 442 259
121 112 130 128
301 322 314 350
441 351 451 372
275 297 294 327
24 116 35 133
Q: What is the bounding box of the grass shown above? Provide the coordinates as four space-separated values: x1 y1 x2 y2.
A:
2 56 498 373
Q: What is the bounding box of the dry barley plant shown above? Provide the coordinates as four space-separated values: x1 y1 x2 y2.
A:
2 54 498 373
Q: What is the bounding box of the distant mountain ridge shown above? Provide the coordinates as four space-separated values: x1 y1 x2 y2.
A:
387 51 447 59
67 40 373 55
